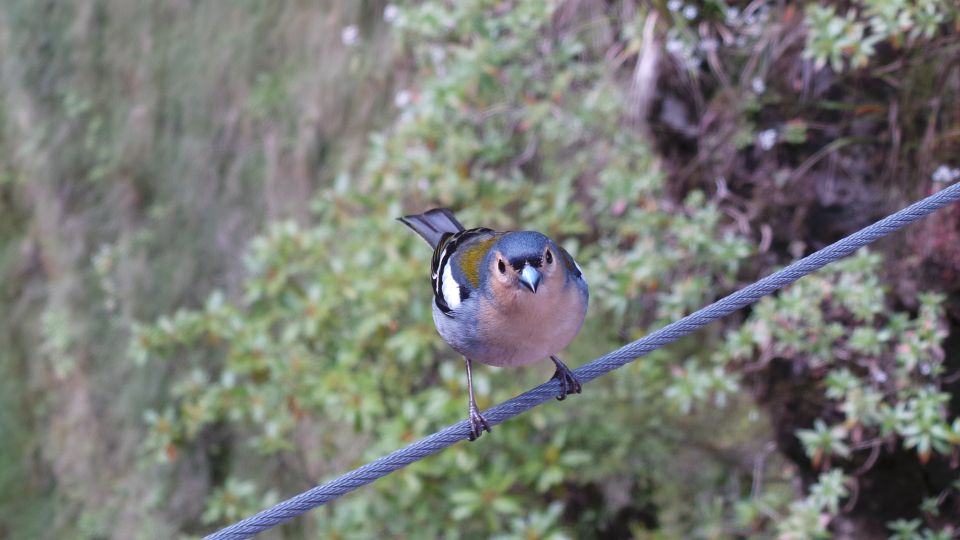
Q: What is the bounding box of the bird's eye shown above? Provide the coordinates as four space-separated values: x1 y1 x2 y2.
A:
498 259 506 274
545 249 553 265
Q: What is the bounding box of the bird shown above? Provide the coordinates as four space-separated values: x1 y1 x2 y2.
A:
398 208 589 440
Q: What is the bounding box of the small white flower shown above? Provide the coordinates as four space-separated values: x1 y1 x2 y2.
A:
394 90 412 108
341 25 359 46
872 370 888 384
428 45 446 65
931 164 960 183
383 4 399 24
665 39 684 54
757 129 777 150
699 38 718 52
667 0 682 12
726 7 740 23
751 77 766 94
682 5 698 20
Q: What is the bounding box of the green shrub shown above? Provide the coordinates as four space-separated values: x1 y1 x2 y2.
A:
133 1 958 537
137 2 760 536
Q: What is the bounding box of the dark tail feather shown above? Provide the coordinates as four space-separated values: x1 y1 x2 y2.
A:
397 208 465 248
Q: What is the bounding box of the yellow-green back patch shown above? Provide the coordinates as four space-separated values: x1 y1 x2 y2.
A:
458 235 498 288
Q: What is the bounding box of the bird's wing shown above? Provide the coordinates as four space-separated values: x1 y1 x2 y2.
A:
431 227 495 314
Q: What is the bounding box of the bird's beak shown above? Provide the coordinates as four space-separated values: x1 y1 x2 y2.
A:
519 265 541 293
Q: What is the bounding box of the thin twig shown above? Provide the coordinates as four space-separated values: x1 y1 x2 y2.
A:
752 441 778 499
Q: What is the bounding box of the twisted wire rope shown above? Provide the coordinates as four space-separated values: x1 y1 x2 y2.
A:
207 182 960 539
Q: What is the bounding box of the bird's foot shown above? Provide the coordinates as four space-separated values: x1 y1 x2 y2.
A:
467 405 491 441
550 356 582 401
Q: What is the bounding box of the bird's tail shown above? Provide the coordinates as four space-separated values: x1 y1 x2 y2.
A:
397 208 465 248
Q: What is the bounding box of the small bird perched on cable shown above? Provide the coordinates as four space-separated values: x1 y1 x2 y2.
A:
399 208 589 440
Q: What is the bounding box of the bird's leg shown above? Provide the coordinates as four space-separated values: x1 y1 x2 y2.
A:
550 355 582 401
464 357 491 441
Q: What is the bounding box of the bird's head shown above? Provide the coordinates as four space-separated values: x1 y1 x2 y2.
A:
487 231 560 294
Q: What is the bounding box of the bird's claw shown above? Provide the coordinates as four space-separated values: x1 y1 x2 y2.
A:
550 357 582 401
467 406 491 441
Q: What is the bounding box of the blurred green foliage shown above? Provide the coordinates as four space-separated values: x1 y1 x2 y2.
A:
717 252 953 537
2 0 959 538
805 0 959 71
0 1 396 537
132 1 959 538
136 1 759 536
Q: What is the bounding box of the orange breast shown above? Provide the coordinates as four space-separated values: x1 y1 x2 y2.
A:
473 278 586 367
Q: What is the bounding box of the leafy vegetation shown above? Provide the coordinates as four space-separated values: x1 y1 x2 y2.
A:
805 0 958 71
2 0 959 538
135 2 756 536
